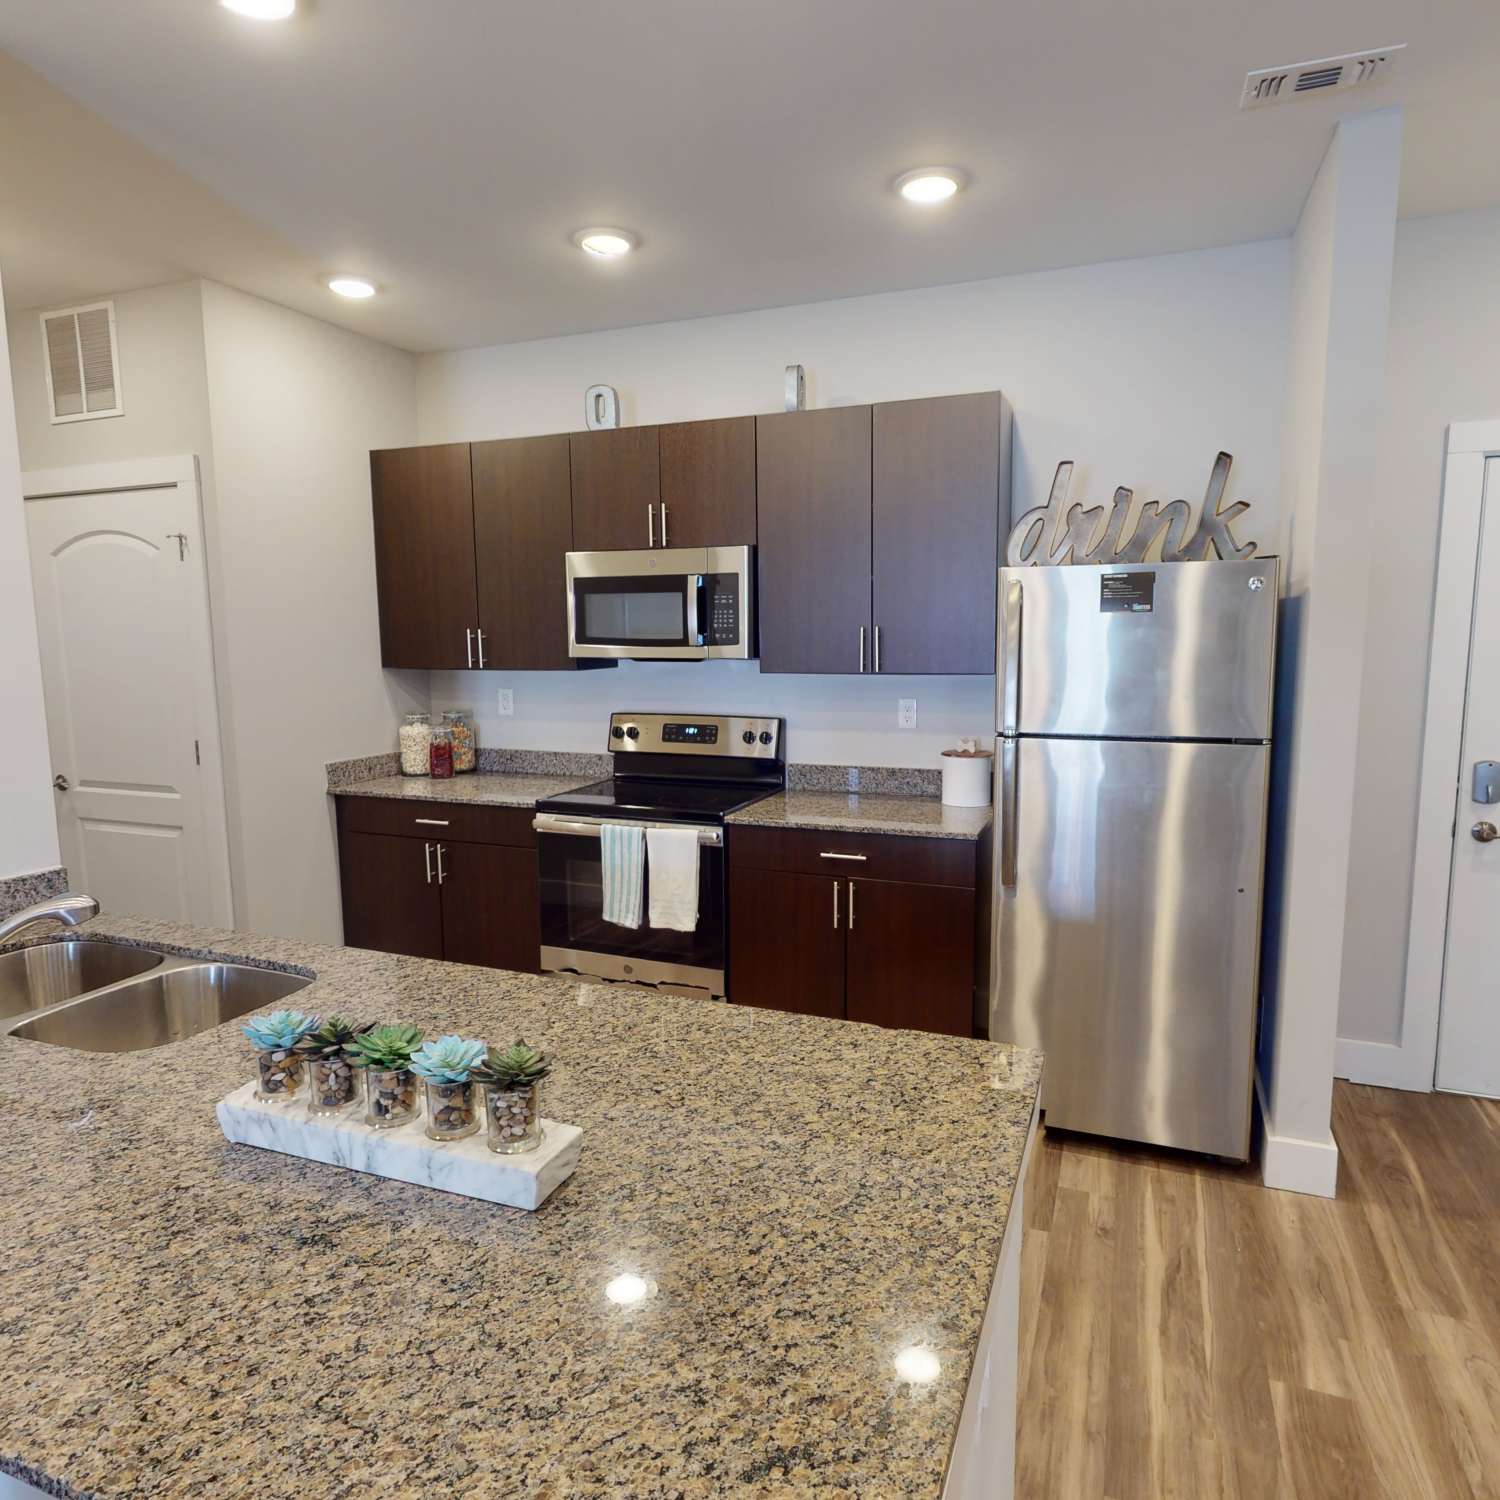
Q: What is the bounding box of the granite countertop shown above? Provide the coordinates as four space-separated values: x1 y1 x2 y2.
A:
0 914 1040 1500
329 771 592 808
729 790 993 841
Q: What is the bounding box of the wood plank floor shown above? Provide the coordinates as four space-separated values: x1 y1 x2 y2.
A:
1016 1081 1500 1500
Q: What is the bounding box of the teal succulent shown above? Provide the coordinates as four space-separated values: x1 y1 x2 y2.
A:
410 1034 487 1083
472 1040 552 1091
346 1023 424 1072
242 1009 320 1053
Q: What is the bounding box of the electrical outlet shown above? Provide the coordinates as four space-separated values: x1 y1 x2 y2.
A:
497 688 514 717
898 698 918 729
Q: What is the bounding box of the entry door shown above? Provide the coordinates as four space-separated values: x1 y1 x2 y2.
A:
24 460 232 927
1438 455 1500 1097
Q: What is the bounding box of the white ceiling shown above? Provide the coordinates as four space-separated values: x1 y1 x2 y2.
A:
1 0 1496 354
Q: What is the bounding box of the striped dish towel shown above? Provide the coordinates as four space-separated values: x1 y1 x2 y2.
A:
600 823 645 929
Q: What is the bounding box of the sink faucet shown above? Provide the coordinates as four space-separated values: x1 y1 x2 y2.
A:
0 893 100 945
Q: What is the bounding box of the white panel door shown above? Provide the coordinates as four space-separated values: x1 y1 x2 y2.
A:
25 462 231 927
1439 455 1500 1096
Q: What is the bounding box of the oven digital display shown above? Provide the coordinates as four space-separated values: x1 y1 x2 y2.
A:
662 722 719 745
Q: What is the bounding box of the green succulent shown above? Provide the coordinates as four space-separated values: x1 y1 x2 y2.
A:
296 1015 374 1060
410 1034 487 1084
346 1023 424 1073
242 1009 320 1053
473 1040 552 1091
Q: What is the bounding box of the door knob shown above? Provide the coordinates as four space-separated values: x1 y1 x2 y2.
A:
53 774 69 792
1472 821 1498 843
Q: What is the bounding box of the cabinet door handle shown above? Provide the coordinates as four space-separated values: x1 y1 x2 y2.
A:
424 842 434 884
819 851 867 862
660 502 668 547
833 880 840 930
413 818 449 827
858 625 866 673
648 504 655 548
465 628 474 668
848 880 856 929
435 844 447 884
874 626 881 674
476 629 487 669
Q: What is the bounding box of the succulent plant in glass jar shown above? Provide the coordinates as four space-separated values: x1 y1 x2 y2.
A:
347 1023 424 1129
297 1016 374 1117
243 1009 320 1102
474 1040 552 1154
410 1034 487 1141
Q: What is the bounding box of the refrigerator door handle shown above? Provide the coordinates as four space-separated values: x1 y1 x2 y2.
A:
1001 577 1023 735
1000 737 1019 889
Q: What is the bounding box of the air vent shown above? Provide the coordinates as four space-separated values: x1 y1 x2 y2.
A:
1240 45 1404 109
39 300 123 423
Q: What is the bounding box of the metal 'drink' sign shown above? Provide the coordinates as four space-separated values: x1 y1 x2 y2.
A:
1006 451 1258 566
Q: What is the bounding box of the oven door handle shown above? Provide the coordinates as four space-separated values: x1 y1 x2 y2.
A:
533 813 723 847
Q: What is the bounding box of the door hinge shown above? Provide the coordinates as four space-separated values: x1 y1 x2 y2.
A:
195 739 201 766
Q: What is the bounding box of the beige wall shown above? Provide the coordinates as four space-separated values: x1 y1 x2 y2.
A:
1338 205 1500 1057
0 265 61 884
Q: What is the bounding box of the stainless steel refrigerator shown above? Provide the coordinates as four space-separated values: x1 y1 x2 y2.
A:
989 557 1278 1159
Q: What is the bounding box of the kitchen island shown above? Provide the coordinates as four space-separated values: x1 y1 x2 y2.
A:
0 916 1040 1500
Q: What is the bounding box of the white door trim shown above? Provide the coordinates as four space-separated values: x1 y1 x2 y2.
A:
1358 419 1500 1093
22 454 235 929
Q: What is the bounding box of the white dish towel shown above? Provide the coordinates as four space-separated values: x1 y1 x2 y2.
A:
647 826 701 932
600 823 645 929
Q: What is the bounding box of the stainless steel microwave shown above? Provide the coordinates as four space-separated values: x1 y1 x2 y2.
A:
565 546 755 661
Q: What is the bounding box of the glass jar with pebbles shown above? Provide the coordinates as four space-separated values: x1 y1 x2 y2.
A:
411 1035 487 1141
242 1009 319 1103
474 1041 552 1154
348 1023 424 1129
297 1016 374 1117
442 710 476 774
398 713 431 777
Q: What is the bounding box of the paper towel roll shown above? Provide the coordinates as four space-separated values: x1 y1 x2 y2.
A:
941 747 993 807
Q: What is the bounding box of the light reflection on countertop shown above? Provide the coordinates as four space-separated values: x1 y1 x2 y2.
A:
0 912 1040 1500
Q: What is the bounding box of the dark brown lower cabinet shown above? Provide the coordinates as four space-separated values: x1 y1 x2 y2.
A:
727 826 979 1036
727 867 846 1020
842 877 974 1036
336 798 540 973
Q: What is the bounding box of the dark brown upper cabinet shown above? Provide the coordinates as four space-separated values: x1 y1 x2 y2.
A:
569 427 661 551
755 405 873 674
872 392 1008 675
370 444 479 670
658 417 757 547
472 435 574 670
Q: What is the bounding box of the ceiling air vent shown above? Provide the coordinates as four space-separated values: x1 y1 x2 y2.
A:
1240 45 1404 109
40 300 123 423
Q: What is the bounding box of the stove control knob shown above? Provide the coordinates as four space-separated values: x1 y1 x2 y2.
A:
742 730 756 745
611 725 626 740
625 725 640 741
758 731 774 745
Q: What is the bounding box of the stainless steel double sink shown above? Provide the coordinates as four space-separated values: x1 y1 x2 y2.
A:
0 939 313 1053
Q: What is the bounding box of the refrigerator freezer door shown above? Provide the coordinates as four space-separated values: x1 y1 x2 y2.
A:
997 557 1278 741
991 737 1268 1158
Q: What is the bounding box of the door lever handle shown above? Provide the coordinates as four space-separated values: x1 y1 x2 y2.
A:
53 774 70 792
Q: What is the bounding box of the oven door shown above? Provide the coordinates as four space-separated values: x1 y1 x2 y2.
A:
534 813 727 993
566 548 708 660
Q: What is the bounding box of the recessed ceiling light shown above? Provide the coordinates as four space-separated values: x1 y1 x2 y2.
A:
894 168 965 205
220 0 296 18
326 276 376 299
573 227 638 259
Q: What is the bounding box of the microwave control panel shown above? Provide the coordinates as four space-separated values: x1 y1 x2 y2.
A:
705 572 740 646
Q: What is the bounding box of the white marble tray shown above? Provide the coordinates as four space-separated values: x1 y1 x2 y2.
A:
216 1082 581 1210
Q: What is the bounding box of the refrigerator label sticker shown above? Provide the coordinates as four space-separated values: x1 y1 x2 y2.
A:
1100 572 1155 613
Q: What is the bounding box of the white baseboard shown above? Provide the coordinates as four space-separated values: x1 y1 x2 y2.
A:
1335 1036 1434 1092
1255 1072 1340 1198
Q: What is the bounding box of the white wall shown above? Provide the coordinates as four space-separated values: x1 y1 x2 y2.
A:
1337 205 1500 1067
1258 109 1402 1195
0 265 61 883
420 239 1290 765
199 280 421 943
